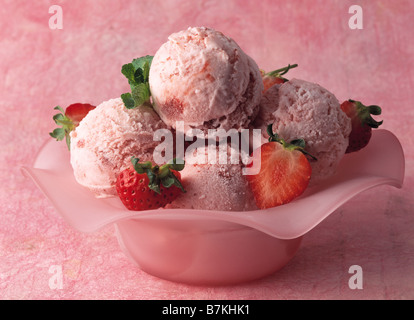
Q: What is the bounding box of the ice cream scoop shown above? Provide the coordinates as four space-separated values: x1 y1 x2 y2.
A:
70 98 167 198
149 27 263 132
257 79 352 184
166 144 257 211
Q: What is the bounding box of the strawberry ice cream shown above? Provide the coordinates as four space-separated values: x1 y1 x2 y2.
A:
166 144 257 211
149 27 263 132
70 98 167 198
257 79 352 184
253 83 281 132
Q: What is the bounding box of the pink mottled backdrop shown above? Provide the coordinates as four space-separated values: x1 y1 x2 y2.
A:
1 0 413 299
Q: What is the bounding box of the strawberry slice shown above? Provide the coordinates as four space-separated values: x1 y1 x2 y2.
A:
116 157 186 211
246 125 315 209
261 64 298 92
340 99 383 153
49 103 96 150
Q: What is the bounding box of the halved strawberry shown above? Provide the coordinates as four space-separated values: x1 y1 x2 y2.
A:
246 125 315 209
340 99 383 153
116 157 186 211
261 64 298 92
49 103 96 150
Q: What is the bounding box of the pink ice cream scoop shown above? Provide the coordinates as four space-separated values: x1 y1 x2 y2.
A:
149 27 263 132
70 98 167 198
166 144 257 211
257 79 352 184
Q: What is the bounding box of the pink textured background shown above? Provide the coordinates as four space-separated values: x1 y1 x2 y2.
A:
1 0 413 299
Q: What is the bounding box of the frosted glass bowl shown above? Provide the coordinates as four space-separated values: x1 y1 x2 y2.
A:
22 130 404 285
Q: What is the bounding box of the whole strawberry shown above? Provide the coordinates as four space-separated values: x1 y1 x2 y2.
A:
50 103 96 150
116 157 186 211
261 64 298 92
246 125 316 209
340 99 383 153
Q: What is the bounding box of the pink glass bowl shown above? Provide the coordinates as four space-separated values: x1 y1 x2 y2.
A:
22 130 405 285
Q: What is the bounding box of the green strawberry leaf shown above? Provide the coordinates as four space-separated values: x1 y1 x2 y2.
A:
368 105 382 116
131 157 152 174
147 170 161 194
52 113 65 124
121 55 154 109
131 157 140 167
131 56 153 76
161 175 175 188
169 172 186 193
49 128 65 141
121 93 136 109
133 67 145 84
131 83 151 107
266 125 317 161
54 106 65 113
121 63 136 86
167 158 185 171
266 124 281 142
49 105 74 150
290 139 306 149
266 64 298 79
130 157 186 194
141 60 151 83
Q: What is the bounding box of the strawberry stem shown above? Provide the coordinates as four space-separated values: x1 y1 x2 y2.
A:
266 124 317 161
266 64 298 78
349 99 383 128
131 157 186 194
49 105 76 150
